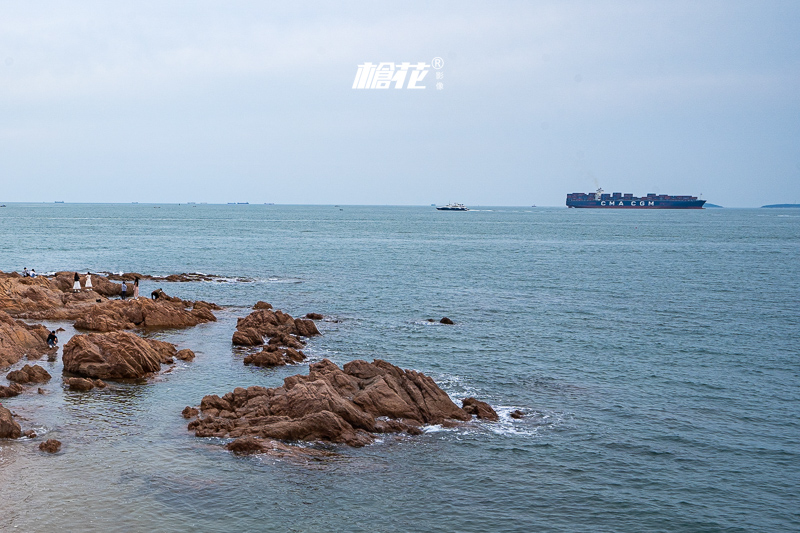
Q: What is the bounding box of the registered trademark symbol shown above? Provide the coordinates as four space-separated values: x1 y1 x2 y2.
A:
432 57 444 69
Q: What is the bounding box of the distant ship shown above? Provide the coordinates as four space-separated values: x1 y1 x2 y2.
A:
436 203 469 211
567 189 705 209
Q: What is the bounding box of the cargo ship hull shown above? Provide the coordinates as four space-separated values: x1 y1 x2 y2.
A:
567 190 705 209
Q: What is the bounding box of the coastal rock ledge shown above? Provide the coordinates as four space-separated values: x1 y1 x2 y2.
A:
187 358 490 448
63 331 183 380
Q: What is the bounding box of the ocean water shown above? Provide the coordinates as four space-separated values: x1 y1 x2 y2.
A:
0 204 798 532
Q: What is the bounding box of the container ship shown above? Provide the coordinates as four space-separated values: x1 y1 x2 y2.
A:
566 189 705 209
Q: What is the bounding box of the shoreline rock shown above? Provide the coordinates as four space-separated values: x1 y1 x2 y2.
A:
6 364 52 384
39 439 62 453
0 310 54 369
0 404 21 439
232 305 320 368
62 331 182 380
187 358 484 449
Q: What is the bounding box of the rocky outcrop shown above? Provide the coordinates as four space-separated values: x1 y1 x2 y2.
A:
243 345 305 367
440 317 454 325
232 307 320 351
0 404 21 439
62 331 181 380
6 364 52 384
0 383 24 398
176 349 195 361
39 439 62 453
462 397 499 421
187 359 478 448
253 301 273 310
305 313 323 320
182 406 199 419
65 377 107 391
73 298 216 332
0 310 54 368
510 410 524 419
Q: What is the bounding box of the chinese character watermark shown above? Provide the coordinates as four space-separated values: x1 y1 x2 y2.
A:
352 58 444 90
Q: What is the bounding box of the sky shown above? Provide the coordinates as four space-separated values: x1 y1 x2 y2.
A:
1 1 798 207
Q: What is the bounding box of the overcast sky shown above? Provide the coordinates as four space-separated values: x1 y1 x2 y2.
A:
1 1 798 206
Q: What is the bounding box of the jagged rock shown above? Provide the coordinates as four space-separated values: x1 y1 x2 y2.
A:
24 429 37 438
510 410 524 419
93 379 107 389
462 397 499 421
66 377 95 391
243 346 305 368
182 406 199 419
187 359 475 448
232 308 319 347
0 383 24 398
0 404 21 439
305 313 323 320
440 317 454 325
176 349 195 361
73 298 216 332
6 364 52 384
253 301 273 310
0 310 53 368
39 439 62 453
62 331 179 380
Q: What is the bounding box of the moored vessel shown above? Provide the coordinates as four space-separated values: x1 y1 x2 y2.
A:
567 189 705 209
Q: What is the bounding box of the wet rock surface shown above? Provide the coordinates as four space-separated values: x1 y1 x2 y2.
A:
0 310 54 368
39 439 62 453
462 397 500 421
232 306 320 367
0 383 24 398
63 331 182 380
187 358 480 448
6 364 52 384
0 404 21 439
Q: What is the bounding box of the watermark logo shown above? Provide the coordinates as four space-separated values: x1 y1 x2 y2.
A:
352 59 444 90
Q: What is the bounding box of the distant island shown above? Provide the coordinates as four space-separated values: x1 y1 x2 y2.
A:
762 204 800 208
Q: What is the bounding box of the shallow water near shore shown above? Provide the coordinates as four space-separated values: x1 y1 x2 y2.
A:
1 204 799 532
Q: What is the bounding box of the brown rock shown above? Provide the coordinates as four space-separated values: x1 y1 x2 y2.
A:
93 379 107 389
305 313 323 320
440 317 454 325
232 328 264 346
62 331 178 380
182 406 199 419
0 404 21 439
66 377 95 391
24 429 37 438
253 301 273 310
188 359 470 448
37 387 45 394
73 298 216 332
7 364 52 384
39 439 62 453
510 410 524 419
0 310 52 368
462 397 499 421
293 318 320 337
0 383 24 398
176 349 196 361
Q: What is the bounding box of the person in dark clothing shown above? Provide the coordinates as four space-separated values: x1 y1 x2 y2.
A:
121 280 128 300
47 331 58 348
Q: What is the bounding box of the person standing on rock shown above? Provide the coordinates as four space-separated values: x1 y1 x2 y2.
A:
133 278 140 299
85 272 93 291
72 272 81 292
121 280 128 300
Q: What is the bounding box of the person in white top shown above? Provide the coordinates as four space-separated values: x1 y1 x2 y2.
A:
85 272 93 291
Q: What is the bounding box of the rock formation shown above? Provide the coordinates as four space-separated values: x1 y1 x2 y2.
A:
39 439 62 453
73 297 216 332
440 317 454 325
0 310 54 368
0 404 21 439
0 383 24 398
232 308 320 349
243 345 306 368
63 331 182 380
6 364 52 384
462 397 499 421
187 358 483 448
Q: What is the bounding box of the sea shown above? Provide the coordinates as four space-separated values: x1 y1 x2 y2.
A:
0 203 798 532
